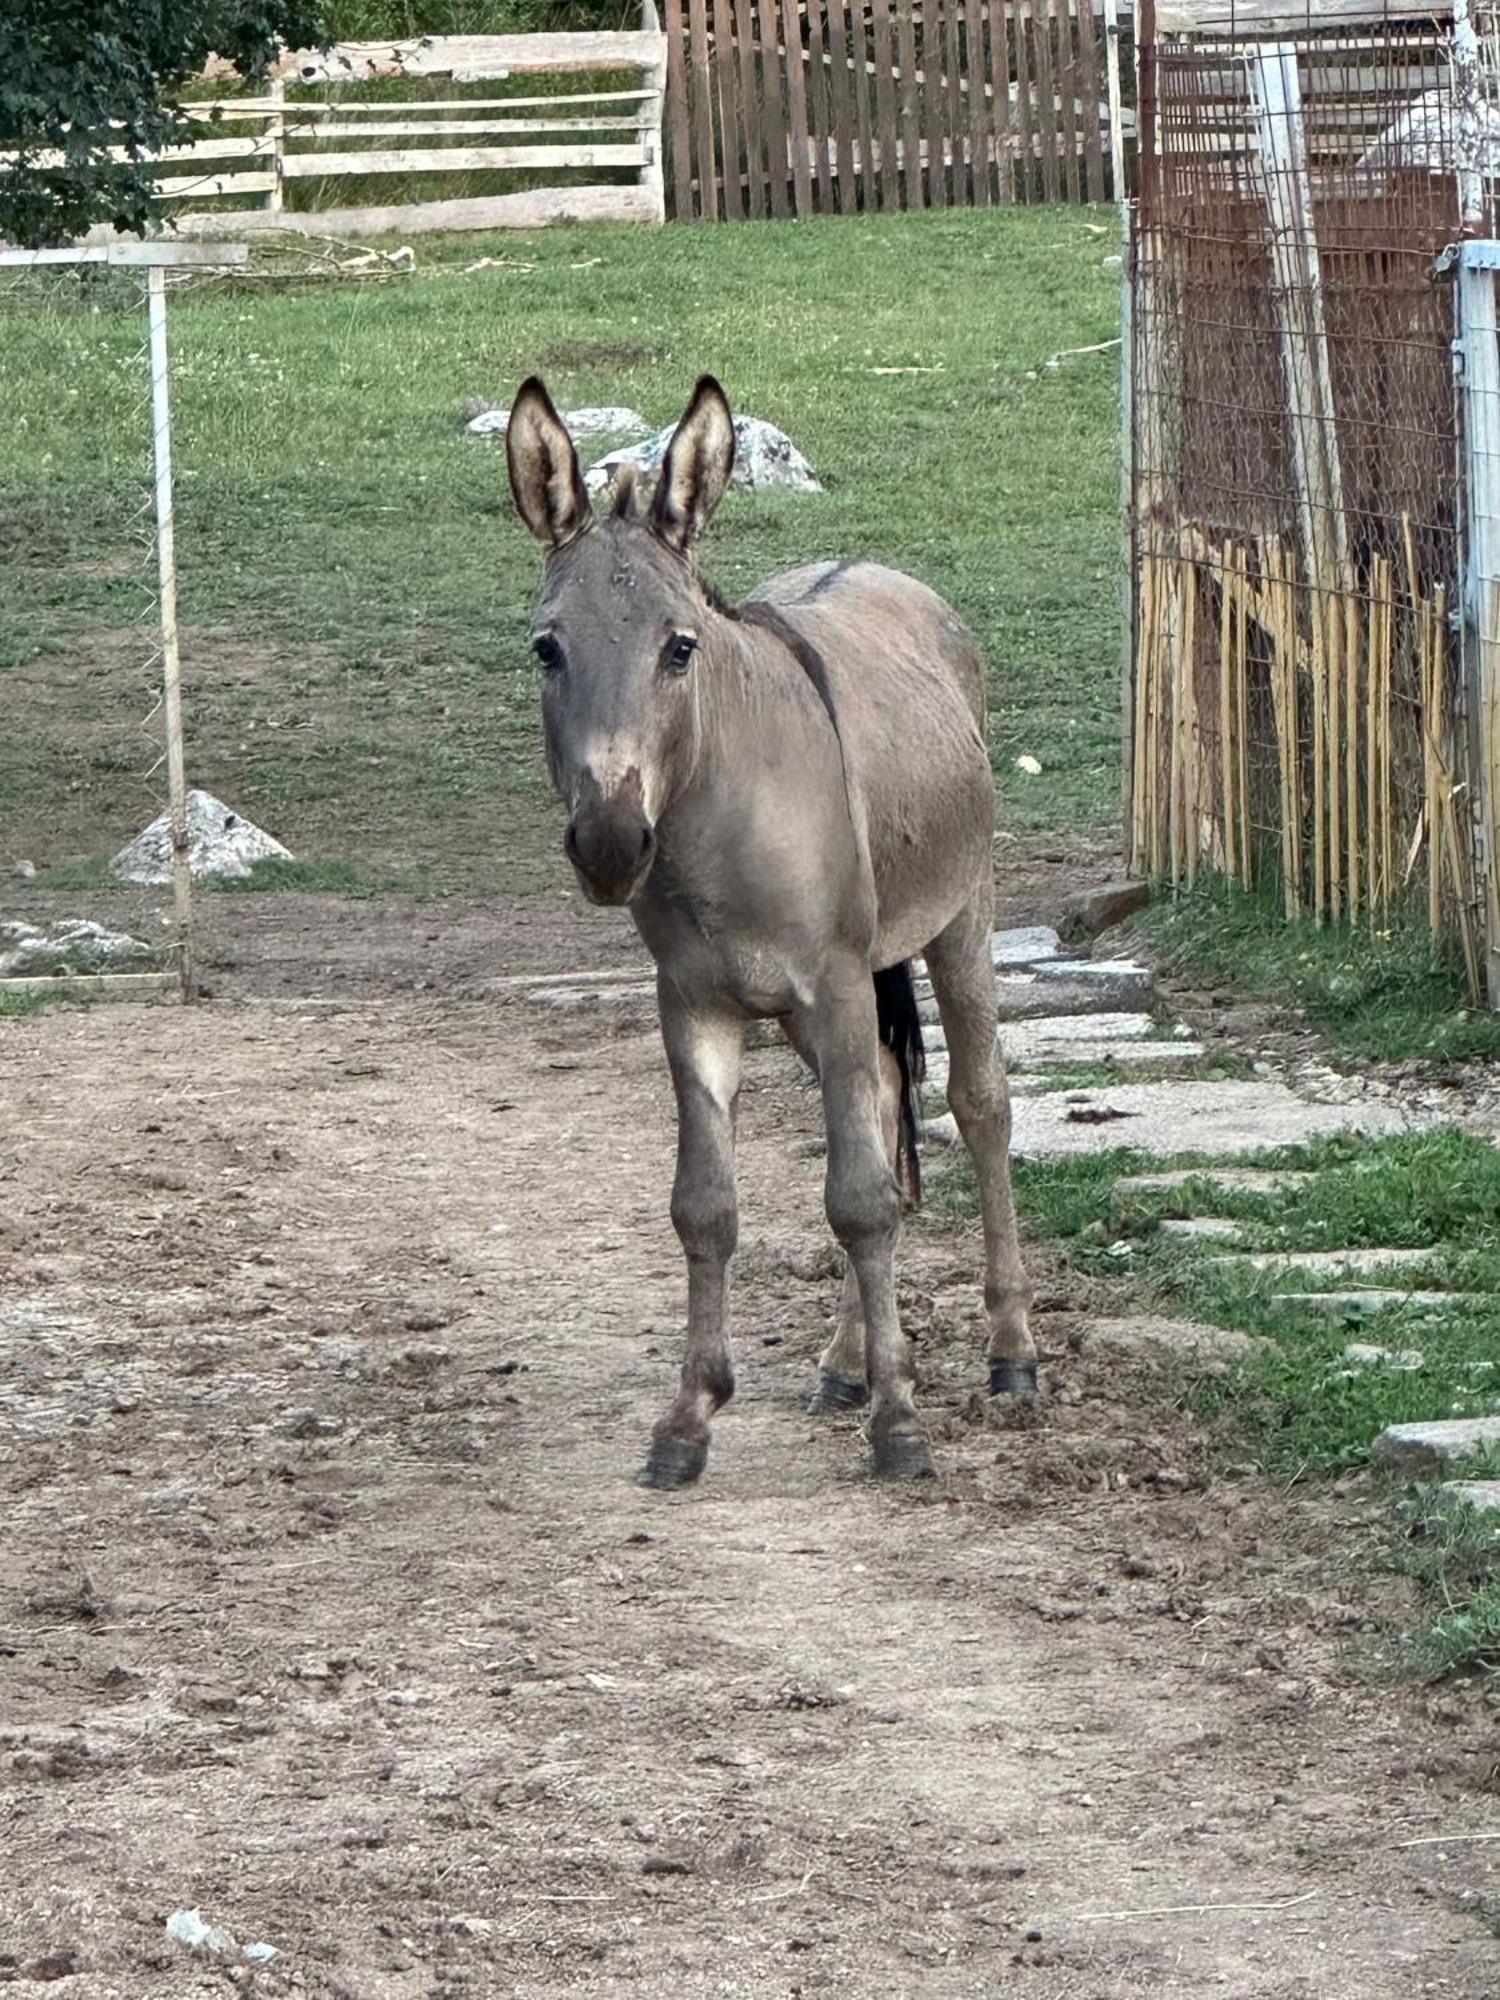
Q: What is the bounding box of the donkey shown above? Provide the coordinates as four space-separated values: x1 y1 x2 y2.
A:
507 376 1034 1486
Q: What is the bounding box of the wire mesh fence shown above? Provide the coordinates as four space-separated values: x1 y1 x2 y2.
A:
1129 7 1493 993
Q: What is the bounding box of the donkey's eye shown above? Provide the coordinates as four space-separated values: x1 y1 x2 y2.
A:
662 633 698 676
533 633 564 672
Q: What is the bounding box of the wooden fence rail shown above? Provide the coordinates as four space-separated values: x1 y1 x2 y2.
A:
665 0 1113 219
17 16 672 238
11 2 1113 239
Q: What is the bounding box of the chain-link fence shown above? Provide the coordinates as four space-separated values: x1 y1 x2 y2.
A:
1129 6 1495 995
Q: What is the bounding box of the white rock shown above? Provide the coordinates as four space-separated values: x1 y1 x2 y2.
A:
167 1909 236 1956
0 918 154 978
467 403 649 440
10 859 36 880
1441 1480 1500 1515
110 789 292 885
586 415 820 497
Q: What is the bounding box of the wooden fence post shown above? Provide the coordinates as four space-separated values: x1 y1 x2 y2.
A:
266 77 286 210
640 0 668 220
145 265 196 1001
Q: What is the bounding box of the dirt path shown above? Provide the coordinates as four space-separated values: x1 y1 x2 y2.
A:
2 911 1496 1997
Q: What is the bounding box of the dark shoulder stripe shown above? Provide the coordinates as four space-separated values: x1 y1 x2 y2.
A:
734 599 840 735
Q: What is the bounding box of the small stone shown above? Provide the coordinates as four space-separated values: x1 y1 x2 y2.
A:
1441 1480 1500 1515
1344 1342 1425 1370
10 858 36 880
167 1909 236 1956
1058 878 1151 941
1371 1417 1500 1477
923 1112 960 1147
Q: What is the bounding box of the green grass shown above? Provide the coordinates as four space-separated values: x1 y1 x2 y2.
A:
1129 878 1500 1066
930 1126 1500 1676
0 989 47 1018
1387 1487 1500 1681
201 856 386 895
0 208 1121 892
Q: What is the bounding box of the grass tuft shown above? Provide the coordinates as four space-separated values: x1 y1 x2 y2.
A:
1129 878 1500 1065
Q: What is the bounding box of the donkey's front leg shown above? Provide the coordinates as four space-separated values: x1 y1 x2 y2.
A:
801 974 934 1481
638 988 744 1491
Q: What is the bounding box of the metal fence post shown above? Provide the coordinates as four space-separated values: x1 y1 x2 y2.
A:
1455 242 1500 1006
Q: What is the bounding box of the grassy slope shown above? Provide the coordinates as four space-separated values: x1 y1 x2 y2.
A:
0 209 1121 890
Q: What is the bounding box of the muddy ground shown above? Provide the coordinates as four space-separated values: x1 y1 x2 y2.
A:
2 867 1497 1998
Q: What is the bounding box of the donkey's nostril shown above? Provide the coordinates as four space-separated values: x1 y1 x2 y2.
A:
564 821 582 864
640 825 655 858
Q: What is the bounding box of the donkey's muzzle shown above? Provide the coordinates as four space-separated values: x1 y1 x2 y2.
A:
565 776 656 906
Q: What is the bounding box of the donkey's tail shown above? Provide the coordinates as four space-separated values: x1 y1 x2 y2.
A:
874 961 927 1209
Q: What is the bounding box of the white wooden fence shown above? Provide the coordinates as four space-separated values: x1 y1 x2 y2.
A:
44 10 668 238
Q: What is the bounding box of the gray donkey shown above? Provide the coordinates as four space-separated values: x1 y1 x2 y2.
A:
507 375 1034 1487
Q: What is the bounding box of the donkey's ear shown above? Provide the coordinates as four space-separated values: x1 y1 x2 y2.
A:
507 377 592 547
650 376 735 552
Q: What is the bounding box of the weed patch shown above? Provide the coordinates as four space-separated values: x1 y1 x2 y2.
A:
1130 879 1500 1065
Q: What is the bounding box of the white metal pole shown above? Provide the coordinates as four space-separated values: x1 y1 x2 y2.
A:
1457 244 1500 1006
146 264 195 1000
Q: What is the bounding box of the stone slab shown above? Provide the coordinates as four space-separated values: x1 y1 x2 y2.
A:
1371 1417 1500 1478
1344 1342 1425 1370
1159 1217 1245 1243
1078 1315 1268 1364
1114 1168 1315 1202
1275 1290 1471 1317
990 925 1064 969
1206 1246 1441 1278
1035 959 1155 999
1007 1077 1418 1161
1441 1480 1500 1514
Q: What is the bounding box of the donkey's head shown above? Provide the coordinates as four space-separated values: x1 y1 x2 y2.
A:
507 376 735 907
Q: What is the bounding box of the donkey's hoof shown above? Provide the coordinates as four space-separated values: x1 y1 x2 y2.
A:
635 1436 708 1491
872 1433 937 1482
808 1371 869 1415
989 1358 1039 1400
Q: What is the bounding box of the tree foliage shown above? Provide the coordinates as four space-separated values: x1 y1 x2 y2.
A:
0 0 327 249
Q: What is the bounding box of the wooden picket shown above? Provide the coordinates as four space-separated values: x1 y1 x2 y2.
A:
665 0 1112 217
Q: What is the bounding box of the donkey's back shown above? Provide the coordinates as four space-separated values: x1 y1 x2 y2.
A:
750 559 995 969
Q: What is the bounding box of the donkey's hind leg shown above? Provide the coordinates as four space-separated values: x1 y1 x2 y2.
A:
793 966 933 1479
780 1016 902 1416
925 898 1036 1397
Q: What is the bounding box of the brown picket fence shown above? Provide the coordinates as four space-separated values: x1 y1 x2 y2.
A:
663 0 1113 219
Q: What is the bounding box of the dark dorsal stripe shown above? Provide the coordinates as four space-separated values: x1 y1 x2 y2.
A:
734 599 841 736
